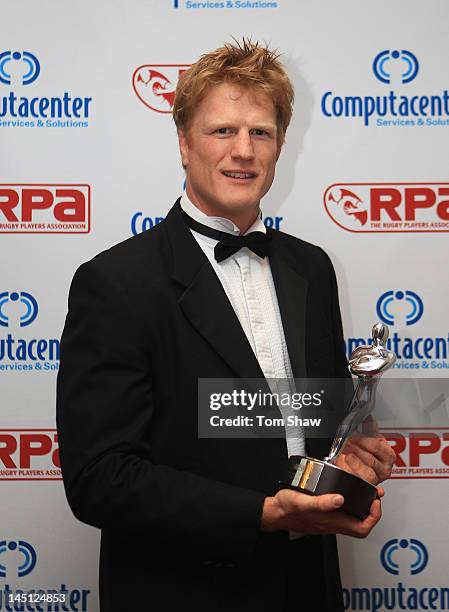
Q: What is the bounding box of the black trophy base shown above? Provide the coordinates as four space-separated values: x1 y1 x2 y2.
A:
279 456 378 520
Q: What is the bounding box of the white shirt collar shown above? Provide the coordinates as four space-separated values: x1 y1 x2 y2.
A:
180 191 266 236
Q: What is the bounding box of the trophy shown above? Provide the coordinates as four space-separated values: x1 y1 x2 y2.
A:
280 323 396 519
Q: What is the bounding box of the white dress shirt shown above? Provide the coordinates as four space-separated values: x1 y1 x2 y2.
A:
180 192 306 458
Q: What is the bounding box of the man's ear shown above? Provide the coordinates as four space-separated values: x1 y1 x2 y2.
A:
178 128 190 168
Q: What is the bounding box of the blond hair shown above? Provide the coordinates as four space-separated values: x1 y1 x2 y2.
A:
173 39 294 145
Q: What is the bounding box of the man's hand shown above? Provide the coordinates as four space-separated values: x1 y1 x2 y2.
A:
260 489 381 538
335 416 396 485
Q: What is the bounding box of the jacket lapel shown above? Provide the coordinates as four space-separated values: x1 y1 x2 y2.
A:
163 201 309 385
164 200 267 381
267 229 308 380
162 201 310 460
268 232 318 456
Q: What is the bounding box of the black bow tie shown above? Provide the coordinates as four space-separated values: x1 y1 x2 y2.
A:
181 209 270 263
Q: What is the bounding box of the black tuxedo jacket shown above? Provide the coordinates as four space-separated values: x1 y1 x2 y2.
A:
56 199 349 612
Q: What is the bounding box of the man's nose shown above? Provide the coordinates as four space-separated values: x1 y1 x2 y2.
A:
230 131 255 161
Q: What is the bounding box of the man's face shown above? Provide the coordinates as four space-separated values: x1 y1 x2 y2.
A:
178 82 281 221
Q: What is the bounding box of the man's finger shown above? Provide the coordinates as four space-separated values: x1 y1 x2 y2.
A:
328 500 382 538
361 414 380 436
347 499 382 538
365 498 382 528
344 451 377 484
285 490 345 513
277 489 382 538
346 435 396 468
311 493 345 512
345 445 387 482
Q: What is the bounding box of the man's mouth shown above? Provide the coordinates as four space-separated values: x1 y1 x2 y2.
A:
222 170 257 179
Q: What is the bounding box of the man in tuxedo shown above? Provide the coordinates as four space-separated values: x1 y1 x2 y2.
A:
57 40 395 611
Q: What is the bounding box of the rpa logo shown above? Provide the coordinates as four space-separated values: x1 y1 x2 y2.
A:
325 187 368 227
380 538 428 575
132 64 190 113
0 291 38 327
0 184 91 234
324 183 449 233
373 50 419 85
376 290 423 326
0 51 40 86
0 540 37 577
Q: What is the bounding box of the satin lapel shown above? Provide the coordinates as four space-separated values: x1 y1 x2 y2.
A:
164 200 267 381
267 230 308 379
180 266 270 380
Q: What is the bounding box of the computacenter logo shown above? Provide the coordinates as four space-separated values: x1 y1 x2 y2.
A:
373 50 419 85
172 0 279 9
380 538 428 576
0 51 40 86
0 291 60 372
0 540 91 611
0 541 37 578
376 290 424 327
0 291 38 327
130 210 284 235
346 292 449 371
322 50 449 127
343 538 449 611
0 50 93 129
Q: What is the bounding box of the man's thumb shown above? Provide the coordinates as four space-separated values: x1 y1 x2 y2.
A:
313 493 345 512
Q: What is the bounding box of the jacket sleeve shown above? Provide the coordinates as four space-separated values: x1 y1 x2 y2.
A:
56 258 266 566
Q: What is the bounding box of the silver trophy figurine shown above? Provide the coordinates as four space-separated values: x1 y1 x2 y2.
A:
280 323 396 519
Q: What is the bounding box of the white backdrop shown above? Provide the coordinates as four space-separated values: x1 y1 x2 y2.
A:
1 1 448 610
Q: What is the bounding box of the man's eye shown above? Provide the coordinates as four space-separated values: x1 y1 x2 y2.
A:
216 128 231 134
252 129 269 136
